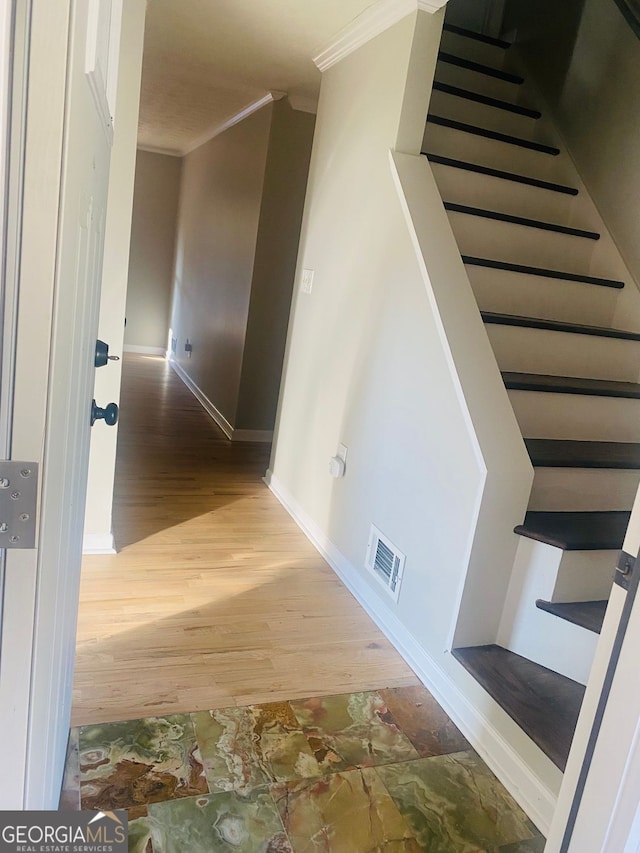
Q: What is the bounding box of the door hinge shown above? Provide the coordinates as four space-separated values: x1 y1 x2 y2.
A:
615 550 636 590
0 461 38 548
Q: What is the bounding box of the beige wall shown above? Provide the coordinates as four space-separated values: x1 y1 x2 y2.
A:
170 105 273 426
83 0 146 549
169 101 314 433
236 101 315 431
504 0 640 288
124 150 182 350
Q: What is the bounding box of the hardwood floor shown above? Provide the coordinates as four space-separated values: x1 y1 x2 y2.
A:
72 355 417 725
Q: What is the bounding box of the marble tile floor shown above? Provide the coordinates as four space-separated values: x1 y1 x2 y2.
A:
60 685 545 852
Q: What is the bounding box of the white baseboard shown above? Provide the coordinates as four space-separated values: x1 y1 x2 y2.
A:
169 358 273 443
123 344 166 356
82 533 116 554
169 358 234 438
232 429 273 443
264 469 558 835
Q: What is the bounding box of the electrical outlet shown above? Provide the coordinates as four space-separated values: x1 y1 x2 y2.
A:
301 269 314 294
185 339 193 358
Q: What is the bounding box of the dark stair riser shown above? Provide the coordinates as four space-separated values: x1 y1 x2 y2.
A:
536 599 607 634
425 154 579 195
437 51 524 84
514 510 630 551
453 645 584 771
432 81 541 118
469 260 622 289
445 203 597 239
427 114 559 154
442 23 512 50
502 372 640 399
525 438 640 469
483 312 640 340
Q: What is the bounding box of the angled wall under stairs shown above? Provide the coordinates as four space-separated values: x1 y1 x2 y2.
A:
423 22 640 769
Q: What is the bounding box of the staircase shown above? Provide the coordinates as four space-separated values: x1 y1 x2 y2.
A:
424 23 640 770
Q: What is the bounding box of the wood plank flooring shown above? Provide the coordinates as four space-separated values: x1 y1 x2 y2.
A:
73 355 418 725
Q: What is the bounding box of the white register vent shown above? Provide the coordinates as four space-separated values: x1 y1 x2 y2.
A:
365 525 405 603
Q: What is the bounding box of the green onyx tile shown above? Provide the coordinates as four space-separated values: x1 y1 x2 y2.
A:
148 788 292 852
498 834 546 853
128 808 153 853
193 702 320 795
377 751 538 852
79 715 208 811
271 767 421 853
289 691 419 772
379 685 470 758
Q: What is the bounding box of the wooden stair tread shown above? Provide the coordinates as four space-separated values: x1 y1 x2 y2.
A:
525 438 640 468
432 81 541 118
447 203 596 238
437 51 524 84
483 312 640 339
469 261 621 289
502 372 640 399
425 153 579 195
515 510 630 550
442 23 511 50
452 644 584 771
536 599 607 634
426 114 559 154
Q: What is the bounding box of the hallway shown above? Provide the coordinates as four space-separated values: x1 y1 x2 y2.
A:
73 355 418 726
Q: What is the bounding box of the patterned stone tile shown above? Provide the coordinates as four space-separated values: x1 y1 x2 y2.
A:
128 806 153 853
79 715 208 811
498 837 546 852
377 751 539 852
271 767 421 852
59 728 80 811
148 788 292 852
289 692 419 773
379 685 470 758
193 702 321 794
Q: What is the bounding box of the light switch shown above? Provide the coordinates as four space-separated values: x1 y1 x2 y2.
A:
301 269 314 294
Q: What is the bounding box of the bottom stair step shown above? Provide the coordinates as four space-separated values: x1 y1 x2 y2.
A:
515 510 630 550
453 644 585 770
536 599 607 634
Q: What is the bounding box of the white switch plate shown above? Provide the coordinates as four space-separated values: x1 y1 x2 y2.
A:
301 268 314 294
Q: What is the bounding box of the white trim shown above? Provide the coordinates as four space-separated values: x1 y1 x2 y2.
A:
264 469 558 835
288 95 318 115
82 532 116 554
122 344 165 356
136 143 182 158
232 429 273 443
169 357 234 439
313 0 448 72
181 93 277 156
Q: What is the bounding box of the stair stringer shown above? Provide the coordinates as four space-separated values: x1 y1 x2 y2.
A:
390 149 533 649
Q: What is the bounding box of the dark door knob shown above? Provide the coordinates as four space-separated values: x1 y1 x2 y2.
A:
95 339 120 368
91 399 119 426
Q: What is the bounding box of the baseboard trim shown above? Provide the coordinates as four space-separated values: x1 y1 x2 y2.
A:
82 533 116 555
123 345 166 356
233 429 273 443
264 469 557 835
169 358 234 439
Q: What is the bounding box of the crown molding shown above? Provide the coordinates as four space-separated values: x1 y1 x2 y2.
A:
313 0 448 72
137 143 183 158
181 92 278 156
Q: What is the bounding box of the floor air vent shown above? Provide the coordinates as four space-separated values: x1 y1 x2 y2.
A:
365 525 405 602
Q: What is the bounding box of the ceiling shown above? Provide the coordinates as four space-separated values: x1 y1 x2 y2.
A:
138 0 378 155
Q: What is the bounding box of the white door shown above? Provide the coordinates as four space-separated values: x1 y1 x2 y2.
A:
0 0 121 808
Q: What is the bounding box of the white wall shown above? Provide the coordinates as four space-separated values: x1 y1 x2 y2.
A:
269 8 554 830
169 100 314 435
124 149 182 351
83 0 146 552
